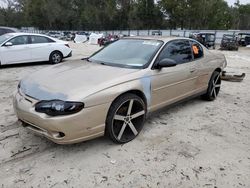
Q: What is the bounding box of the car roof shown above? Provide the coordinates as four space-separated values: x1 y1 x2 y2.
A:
0 26 19 31
198 32 215 35
124 36 196 43
190 32 215 35
238 33 250 35
5 32 50 37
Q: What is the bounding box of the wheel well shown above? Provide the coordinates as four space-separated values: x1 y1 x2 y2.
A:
111 90 148 109
50 50 63 58
214 68 222 73
123 90 147 107
105 90 148 134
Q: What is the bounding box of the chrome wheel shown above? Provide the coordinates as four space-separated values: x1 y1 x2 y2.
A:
109 95 146 143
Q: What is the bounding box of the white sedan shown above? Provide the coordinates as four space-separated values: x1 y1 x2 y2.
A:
0 33 72 65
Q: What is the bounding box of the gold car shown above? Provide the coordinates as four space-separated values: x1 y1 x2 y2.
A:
13 37 227 144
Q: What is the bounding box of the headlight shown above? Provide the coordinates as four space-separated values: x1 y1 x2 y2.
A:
35 100 84 116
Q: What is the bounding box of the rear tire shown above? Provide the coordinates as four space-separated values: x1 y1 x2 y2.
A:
49 51 63 64
106 93 146 144
202 71 221 101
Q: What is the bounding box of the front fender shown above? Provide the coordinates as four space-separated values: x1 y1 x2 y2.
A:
83 76 152 108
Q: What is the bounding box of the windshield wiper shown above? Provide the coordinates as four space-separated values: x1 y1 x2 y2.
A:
100 62 107 66
95 60 108 66
82 57 109 66
81 57 91 62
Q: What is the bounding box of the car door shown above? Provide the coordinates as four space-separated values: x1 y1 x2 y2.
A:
30 35 54 61
1 35 31 65
189 40 209 91
150 39 198 110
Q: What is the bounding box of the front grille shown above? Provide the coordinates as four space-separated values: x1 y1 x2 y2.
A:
21 120 65 139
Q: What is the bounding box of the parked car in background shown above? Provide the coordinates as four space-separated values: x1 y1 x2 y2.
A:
0 26 19 36
246 36 250 47
0 33 72 66
152 30 162 36
46 31 62 38
190 32 216 49
220 34 238 51
76 31 89 36
62 31 74 41
58 32 73 41
237 33 250 46
14 37 226 144
98 34 119 46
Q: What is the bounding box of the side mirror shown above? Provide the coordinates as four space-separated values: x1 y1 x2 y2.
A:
156 58 177 69
4 42 13 47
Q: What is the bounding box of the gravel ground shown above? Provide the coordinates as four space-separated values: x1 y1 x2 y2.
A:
0 42 249 188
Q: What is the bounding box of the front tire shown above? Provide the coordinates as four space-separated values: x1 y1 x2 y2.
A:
49 51 63 64
202 71 221 101
106 93 146 144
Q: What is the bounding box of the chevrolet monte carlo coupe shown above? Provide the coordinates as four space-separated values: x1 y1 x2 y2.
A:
13 37 227 144
0 33 72 66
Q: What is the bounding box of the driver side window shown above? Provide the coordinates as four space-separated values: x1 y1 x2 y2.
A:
157 40 193 65
8 36 29 46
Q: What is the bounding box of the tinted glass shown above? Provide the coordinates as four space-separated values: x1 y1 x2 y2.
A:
9 36 29 45
158 40 193 64
0 29 6 35
207 34 215 41
0 34 14 44
90 39 163 68
31 36 54 43
191 41 203 59
0 28 14 35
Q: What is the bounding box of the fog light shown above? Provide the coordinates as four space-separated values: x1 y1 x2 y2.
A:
52 132 65 139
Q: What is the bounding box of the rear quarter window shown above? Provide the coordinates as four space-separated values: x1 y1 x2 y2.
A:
31 36 55 44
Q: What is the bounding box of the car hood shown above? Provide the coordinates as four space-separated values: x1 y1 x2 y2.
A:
20 60 141 101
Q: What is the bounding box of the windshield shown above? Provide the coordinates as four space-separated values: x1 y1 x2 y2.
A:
207 34 215 41
0 34 13 44
238 34 250 39
89 39 163 68
223 35 235 41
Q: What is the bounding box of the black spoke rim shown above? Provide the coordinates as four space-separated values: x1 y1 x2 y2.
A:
112 99 145 142
210 74 221 99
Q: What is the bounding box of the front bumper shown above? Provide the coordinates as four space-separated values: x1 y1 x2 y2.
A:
13 91 110 144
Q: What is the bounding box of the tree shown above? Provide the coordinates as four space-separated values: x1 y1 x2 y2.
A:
238 4 250 29
0 0 249 30
159 0 233 30
128 0 163 29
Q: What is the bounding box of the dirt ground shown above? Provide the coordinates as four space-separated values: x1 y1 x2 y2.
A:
0 42 249 188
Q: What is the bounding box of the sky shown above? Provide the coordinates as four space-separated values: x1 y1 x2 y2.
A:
0 0 250 8
226 0 250 6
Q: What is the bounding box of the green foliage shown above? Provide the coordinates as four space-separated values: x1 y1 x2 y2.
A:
159 0 233 30
0 0 249 30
